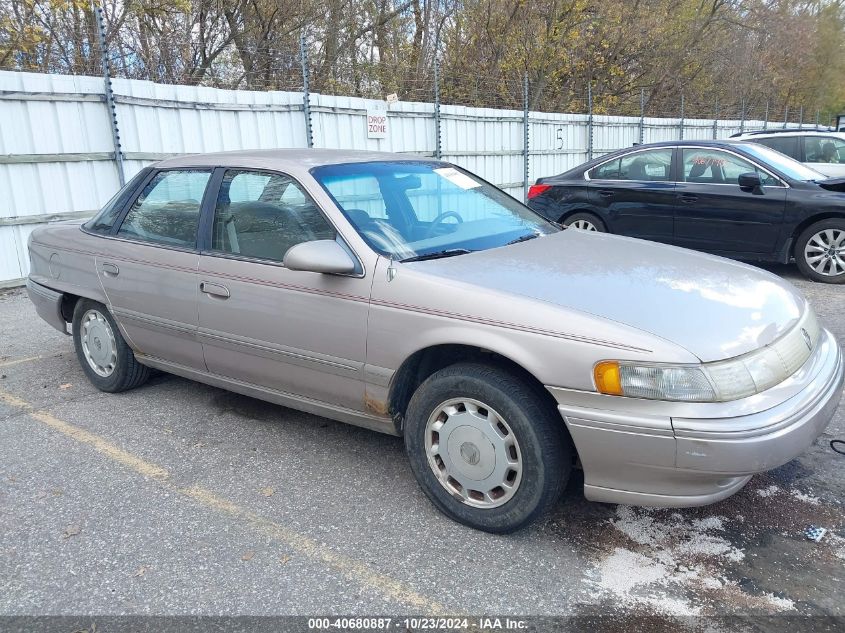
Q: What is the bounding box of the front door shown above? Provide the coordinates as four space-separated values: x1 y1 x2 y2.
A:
673 148 787 254
587 147 675 243
196 169 370 411
98 169 211 370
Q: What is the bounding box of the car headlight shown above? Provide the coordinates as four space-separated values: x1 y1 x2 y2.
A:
594 361 717 401
594 308 820 402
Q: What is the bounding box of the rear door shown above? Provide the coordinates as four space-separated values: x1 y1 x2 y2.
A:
587 147 675 242
97 169 211 370
673 147 787 254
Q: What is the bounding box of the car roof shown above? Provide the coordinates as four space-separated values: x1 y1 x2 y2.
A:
731 129 841 139
154 148 431 171
561 139 748 172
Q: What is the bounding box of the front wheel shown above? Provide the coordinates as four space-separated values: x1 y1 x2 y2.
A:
795 219 845 283
72 299 150 392
404 363 571 533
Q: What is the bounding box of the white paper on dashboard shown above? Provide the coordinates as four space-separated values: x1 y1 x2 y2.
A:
434 167 481 189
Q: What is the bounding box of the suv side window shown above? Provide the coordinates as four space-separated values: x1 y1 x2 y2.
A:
804 136 845 163
755 136 799 160
682 149 780 186
589 149 672 181
211 170 336 263
117 170 211 247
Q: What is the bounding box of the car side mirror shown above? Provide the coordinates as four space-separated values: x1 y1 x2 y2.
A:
283 240 357 275
738 172 763 193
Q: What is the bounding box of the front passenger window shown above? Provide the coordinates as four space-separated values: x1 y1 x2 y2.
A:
117 170 211 247
682 149 780 186
212 170 336 263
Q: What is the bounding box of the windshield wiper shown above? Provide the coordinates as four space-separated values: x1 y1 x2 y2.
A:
400 248 474 263
506 232 541 246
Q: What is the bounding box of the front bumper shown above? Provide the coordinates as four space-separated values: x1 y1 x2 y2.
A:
548 328 844 507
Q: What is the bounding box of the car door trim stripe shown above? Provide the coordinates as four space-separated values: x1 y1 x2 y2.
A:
369 299 652 353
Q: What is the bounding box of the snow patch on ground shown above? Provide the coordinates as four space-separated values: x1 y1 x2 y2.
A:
763 592 796 611
790 489 821 505
756 484 779 498
588 505 797 618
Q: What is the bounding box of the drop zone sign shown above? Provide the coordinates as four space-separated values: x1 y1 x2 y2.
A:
366 109 388 139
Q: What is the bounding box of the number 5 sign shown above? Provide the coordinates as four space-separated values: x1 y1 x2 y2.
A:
366 109 388 139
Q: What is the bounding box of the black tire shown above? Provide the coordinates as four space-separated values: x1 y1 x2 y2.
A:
562 211 606 232
404 363 571 533
794 218 845 284
72 299 150 392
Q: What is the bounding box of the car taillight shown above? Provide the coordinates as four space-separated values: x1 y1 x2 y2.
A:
527 184 552 199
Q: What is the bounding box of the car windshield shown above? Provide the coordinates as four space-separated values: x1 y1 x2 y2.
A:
311 161 557 261
740 143 826 181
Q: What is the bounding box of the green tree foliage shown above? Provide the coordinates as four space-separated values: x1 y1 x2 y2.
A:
1 0 842 118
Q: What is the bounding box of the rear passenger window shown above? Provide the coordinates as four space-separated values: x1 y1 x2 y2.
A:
211 170 336 263
117 170 211 247
755 136 799 159
83 168 151 234
589 149 672 181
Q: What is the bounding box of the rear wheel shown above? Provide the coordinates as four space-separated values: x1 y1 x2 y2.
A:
795 219 845 283
404 363 571 533
72 299 150 392
562 212 606 232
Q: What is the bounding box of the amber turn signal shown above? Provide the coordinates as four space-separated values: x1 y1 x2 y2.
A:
594 361 624 396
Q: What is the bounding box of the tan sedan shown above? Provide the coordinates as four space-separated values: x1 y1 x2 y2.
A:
27 150 843 532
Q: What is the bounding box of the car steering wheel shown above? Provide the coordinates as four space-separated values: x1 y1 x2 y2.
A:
424 211 463 238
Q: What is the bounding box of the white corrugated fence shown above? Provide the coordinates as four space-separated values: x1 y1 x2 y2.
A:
0 69 796 285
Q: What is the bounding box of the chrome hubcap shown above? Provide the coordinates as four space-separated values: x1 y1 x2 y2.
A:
569 219 597 231
80 309 117 377
805 229 845 277
424 398 522 509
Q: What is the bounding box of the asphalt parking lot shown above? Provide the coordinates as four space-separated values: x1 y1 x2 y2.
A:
1 263 843 629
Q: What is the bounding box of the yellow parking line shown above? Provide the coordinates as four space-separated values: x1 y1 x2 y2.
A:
0 388 444 613
0 355 43 368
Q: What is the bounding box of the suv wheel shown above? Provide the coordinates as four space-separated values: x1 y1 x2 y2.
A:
795 219 845 283
404 363 571 533
72 299 150 392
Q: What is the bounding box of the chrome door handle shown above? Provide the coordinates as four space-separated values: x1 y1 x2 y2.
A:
101 262 120 276
598 189 615 198
200 281 230 299
680 194 698 203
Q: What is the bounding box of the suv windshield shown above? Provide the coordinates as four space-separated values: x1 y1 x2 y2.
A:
311 161 557 261
740 143 825 181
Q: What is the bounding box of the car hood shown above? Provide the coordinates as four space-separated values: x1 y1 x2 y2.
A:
407 230 806 362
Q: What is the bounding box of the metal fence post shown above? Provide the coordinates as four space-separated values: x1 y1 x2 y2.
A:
712 99 719 139
763 100 769 130
739 97 745 135
587 83 593 161
93 1 124 186
638 88 645 144
815 110 820 130
523 73 529 202
679 93 684 140
798 106 804 129
299 32 313 148
434 59 442 160
783 105 789 129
